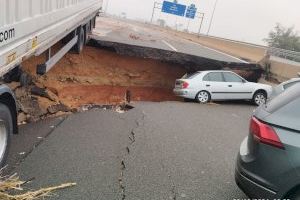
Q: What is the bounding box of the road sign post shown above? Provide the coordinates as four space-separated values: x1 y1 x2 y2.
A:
186 18 191 32
198 13 205 36
150 2 162 23
185 4 197 32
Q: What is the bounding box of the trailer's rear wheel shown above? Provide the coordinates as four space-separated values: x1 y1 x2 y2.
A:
20 72 32 87
3 66 22 83
74 27 85 54
0 103 12 167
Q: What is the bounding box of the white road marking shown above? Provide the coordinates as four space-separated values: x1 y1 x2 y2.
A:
187 40 249 64
92 29 113 37
162 40 178 52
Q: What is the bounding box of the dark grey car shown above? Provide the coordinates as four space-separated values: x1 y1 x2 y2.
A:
235 83 300 199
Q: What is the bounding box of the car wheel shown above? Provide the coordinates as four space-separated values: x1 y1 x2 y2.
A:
196 91 211 103
0 103 12 168
253 91 267 106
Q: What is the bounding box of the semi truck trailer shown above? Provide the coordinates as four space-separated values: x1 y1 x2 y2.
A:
0 0 102 166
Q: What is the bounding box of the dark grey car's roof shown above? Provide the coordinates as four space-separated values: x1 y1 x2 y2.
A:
255 83 300 131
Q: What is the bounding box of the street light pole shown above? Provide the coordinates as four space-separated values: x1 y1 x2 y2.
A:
105 0 110 13
207 0 218 35
198 13 205 37
150 2 157 23
150 2 162 24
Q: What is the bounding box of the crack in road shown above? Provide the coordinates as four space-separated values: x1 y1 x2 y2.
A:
129 130 135 143
118 111 146 200
171 185 177 200
119 160 126 200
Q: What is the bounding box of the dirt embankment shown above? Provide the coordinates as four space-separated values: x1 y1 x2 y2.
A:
22 46 185 108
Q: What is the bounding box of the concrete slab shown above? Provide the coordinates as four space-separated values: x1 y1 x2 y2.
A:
91 17 249 64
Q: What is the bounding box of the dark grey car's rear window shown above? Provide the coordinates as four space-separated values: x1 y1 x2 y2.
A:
283 81 300 89
263 84 300 131
265 83 300 113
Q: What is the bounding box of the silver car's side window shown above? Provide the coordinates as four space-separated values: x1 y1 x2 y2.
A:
203 74 210 81
203 72 224 82
223 72 243 83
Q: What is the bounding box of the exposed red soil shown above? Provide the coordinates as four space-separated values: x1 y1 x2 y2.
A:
59 85 180 108
22 45 186 108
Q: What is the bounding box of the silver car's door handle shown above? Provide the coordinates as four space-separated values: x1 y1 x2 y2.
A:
228 85 232 87
206 84 210 87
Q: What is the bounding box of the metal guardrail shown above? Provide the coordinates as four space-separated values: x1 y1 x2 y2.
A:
267 47 300 62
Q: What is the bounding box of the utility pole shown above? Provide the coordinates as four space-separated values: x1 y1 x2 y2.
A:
104 0 110 13
207 0 218 35
150 2 157 23
198 13 205 36
150 2 162 24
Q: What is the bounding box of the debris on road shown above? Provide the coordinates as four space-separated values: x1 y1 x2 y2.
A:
8 81 71 124
129 33 140 40
0 172 76 200
115 107 125 114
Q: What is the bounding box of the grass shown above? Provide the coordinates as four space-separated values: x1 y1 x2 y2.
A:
0 169 76 200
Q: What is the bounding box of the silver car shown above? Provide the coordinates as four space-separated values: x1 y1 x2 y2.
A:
173 70 273 106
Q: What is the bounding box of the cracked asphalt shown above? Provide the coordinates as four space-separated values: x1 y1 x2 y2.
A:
11 101 255 199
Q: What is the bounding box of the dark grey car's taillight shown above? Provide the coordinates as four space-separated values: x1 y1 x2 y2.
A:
250 117 284 149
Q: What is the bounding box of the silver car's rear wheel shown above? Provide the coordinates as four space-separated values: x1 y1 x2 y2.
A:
196 91 210 103
253 92 267 106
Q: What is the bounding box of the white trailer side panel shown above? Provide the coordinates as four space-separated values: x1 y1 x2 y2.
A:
0 0 102 76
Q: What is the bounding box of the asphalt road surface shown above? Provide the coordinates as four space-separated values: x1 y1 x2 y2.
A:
11 101 255 199
91 17 248 64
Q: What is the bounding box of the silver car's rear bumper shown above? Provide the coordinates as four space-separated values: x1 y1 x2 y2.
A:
173 88 196 99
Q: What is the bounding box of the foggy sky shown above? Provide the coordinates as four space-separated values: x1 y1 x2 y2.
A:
103 0 300 45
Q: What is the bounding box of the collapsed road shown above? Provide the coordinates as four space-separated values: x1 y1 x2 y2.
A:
5 16 264 124
91 16 263 81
